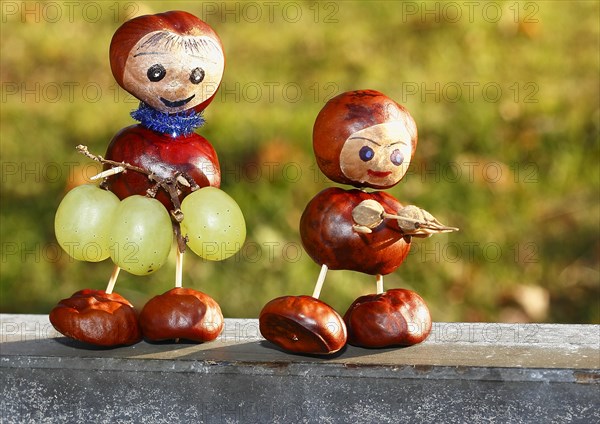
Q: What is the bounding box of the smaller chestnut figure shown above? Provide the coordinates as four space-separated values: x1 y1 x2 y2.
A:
260 90 457 354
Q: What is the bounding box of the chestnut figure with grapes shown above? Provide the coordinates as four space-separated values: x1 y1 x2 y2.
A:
51 11 245 347
260 90 457 354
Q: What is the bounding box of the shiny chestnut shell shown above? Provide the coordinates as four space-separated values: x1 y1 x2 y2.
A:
313 89 417 189
110 10 224 113
300 187 411 275
259 295 347 355
49 289 141 347
139 287 224 342
104 125 220 210
344 289 432 348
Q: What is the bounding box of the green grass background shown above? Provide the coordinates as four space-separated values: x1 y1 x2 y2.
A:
1 1 598 323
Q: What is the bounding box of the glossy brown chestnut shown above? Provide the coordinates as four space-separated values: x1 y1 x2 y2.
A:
259 295 347 355
300 187 411 275
344 288 432 348
110 10 224 114
49 289 142 347
139 287 224 342
104 125 220 210
313 89 418 189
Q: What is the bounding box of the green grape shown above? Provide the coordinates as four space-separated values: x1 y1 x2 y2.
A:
180 187 246 261
108 195 173 275
55 184 120 262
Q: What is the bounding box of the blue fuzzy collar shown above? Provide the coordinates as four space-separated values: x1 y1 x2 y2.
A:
130 103 204 137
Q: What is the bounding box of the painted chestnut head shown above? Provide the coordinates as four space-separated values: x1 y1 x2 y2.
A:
110 10 225 114
313 90 418 189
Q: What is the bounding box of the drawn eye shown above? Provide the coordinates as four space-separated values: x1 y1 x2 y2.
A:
359 146 374 162
147 64 166 82
190 67 205 84
390 149 404 166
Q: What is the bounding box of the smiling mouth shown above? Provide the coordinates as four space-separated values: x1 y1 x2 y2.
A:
367 169 392 178
160 94 196 108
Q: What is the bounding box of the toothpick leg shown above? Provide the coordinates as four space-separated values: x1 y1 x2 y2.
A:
175 248 184 288
105 264 121 294
376 274 384 295
312 264 329 299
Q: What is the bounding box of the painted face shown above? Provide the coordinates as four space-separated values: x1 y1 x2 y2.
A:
339 122 413 187
122 31 225 113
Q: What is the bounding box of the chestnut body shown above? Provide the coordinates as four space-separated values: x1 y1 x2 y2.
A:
104 125 220 210
50 289 141 346
300 187 411 275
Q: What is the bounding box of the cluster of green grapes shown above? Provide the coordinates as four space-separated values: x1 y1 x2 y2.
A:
55 184 246 275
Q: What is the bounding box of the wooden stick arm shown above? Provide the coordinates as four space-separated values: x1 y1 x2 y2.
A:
384 205 459 236
351 200 458 236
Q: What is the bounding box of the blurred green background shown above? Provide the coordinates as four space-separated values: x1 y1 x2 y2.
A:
1 1 598 323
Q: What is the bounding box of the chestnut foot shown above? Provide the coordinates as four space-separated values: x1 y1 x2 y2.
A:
259 295 347 355
139 288 224 342
344 288 432 348
49 289 142 347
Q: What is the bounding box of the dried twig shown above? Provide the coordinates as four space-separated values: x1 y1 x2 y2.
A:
77 144 196 253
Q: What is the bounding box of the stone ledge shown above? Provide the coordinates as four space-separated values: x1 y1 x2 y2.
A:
1 314 599 423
